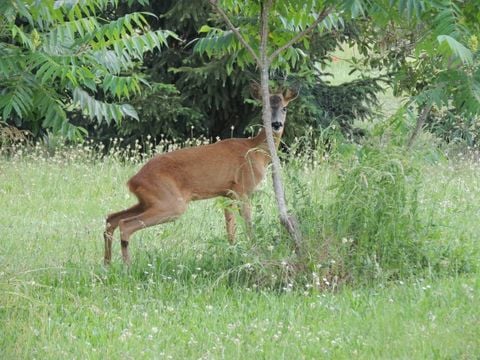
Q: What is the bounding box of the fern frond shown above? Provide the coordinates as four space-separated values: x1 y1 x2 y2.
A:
320 13 345 32
33 88 67 129
437 35 473 65
0 46 25 78
194 29 239 57
432 5 459 37
93 12 151 43
391 0 426 20
107 30 172 61
54 0 118 16
90 50 134 74
342 0 367 18
0 81 34 119
0 0 33 25
47 16 100 44
32 86 85 139
103 73 145 99
30 52 77 86
451 71 480 114
73 87 138 124
0 0 177 139
11 25 35 50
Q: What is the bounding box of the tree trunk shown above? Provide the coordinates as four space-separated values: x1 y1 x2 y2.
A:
258 1 302 254
259 68 302 253
407 103 433 148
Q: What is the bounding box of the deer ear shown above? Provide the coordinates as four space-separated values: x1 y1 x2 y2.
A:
283 88 299 103
250 82 262 100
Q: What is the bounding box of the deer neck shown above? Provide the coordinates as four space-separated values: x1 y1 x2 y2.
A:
252 127 282 151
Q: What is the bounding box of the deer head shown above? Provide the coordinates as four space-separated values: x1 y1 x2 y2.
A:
269 89 298 135
251 84 299 136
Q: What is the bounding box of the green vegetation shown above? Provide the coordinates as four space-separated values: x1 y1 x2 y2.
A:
1 133 479 358
2 0 479 144
1 1 480 358
0 0 174 138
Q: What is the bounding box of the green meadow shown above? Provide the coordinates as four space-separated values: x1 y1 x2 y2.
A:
1 134 479 359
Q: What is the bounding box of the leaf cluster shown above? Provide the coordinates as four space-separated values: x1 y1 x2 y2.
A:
195 0 480 144
0 0 175 139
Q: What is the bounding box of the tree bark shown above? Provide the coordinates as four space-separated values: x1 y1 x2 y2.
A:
407 102 433 148
258 1 302 254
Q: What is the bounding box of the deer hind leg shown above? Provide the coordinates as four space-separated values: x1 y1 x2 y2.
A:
104 204 144 265
118 201 187 264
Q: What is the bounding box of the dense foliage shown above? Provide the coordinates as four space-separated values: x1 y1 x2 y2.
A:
0 0 174 139
197 0 480 145
0 0 479 146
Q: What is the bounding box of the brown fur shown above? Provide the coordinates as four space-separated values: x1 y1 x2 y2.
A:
104 89 297 264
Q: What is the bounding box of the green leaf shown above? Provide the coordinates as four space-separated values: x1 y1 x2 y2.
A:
343 0 366 18
121 104 139 120
437 35 473 65
199 25 212 33
72 87 138 123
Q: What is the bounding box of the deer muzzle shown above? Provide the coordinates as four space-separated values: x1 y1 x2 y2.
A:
272 121 283 131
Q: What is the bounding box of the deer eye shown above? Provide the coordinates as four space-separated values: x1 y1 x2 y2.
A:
282 107 287 112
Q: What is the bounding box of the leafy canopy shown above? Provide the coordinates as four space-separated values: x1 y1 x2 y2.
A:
0 0 176 139
196 0 480 119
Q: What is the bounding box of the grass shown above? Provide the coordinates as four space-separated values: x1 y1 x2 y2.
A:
1 138 480 359
0 45 478 358
2 273 479 359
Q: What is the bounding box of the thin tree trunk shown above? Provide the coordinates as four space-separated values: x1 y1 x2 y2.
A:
259 67 302 253
407 103 433 148
258 1 302 254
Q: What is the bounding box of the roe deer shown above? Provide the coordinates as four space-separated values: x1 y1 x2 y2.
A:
103 88 298 264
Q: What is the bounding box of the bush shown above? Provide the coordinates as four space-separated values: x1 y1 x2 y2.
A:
324 144 423 282
272 139 431 288
426 107 480 148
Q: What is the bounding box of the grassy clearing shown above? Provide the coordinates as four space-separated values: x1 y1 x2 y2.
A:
2 272 479 359
1 138 479 358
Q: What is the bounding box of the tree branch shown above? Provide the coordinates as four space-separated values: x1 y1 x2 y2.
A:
268 6 333 64
407 102 433 148
209 0 261 66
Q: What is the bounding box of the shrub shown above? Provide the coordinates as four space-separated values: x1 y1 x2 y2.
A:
426 107 480 148
310 143 425 284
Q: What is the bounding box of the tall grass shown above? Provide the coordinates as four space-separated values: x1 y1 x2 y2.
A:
325 144 423 281
1 134 479 358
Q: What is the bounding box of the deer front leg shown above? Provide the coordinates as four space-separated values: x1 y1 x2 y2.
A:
224 206 236 244
224 197 253 244
240 198 253 239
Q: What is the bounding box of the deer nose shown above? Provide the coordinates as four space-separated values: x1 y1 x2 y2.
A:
272 121 282 131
